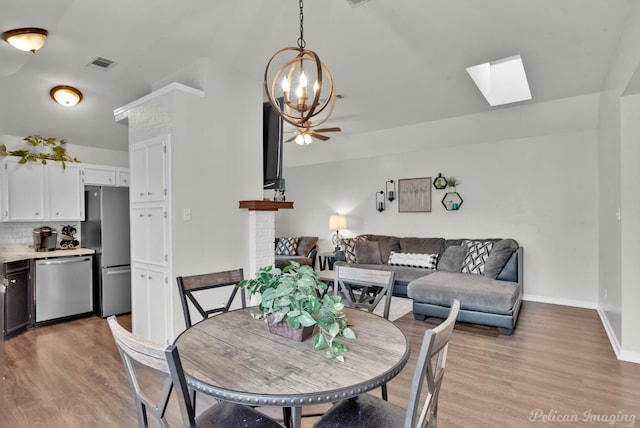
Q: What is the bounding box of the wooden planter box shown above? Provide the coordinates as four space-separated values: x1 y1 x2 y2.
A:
266 314 316 342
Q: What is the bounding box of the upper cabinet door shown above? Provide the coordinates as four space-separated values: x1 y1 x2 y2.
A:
47 163 84 221
2 158 45 221
83 165 117 186
130 137 167 203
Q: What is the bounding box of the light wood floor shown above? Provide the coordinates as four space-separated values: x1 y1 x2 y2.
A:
2 301 639 427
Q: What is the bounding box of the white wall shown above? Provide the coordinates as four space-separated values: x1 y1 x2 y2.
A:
279 122 598 305
1 134 128 167
620 93 640 355
597 1 640 358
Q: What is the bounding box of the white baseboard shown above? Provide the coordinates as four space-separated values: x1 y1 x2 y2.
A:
523 294 597 309
597 309 640 364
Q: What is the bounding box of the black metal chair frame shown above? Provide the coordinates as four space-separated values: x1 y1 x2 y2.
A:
176 268 247 329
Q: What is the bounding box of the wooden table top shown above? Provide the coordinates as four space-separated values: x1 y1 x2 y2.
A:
174 307 410 407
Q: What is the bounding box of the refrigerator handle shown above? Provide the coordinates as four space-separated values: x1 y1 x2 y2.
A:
106 269 131 276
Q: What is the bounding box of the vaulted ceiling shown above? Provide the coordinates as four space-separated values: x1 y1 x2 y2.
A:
0 0 634 152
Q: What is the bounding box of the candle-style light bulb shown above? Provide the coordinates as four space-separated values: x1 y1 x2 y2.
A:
313 80 319 95
299 72 307 87
282 76 290 94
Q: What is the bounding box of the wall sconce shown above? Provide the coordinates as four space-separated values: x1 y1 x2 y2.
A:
376 191 385 213
386 180 396 202
50 86 83 106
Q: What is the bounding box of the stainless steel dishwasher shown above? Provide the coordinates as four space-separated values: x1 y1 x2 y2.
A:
34 256 93 324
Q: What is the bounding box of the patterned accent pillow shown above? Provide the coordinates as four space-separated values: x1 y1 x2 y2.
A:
388 252 438 270
341 236 367 264
275 237 299 256
461 240 494 274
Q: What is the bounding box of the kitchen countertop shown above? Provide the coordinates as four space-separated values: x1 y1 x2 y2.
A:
0 243 95 264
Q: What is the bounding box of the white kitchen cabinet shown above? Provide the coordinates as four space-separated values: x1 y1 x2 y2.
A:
131 264 169 345
47 163 84 221
117 168 130 187
83 165 116 186
82 164 130 187
129 135 171 343
131 205 167 266
130 138 166 203
1 157 83 222
2 158 45 221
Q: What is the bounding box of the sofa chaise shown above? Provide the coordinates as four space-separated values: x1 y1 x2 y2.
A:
334 235 523 334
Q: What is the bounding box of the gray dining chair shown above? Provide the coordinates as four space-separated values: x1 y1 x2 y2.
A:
313 299 460 428
334 265 396 320
176 268 246 329
334 265 396 400
107 316 284 428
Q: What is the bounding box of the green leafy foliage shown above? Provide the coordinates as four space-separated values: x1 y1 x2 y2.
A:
0 135 80 169
238 262 355 361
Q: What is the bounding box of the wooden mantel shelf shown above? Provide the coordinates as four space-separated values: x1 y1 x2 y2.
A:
238 200 294 211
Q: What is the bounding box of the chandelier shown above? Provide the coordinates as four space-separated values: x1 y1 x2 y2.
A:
264 0 341 145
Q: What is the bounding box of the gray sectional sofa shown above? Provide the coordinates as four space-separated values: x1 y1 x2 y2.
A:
274 236 318 270
335 235 523 334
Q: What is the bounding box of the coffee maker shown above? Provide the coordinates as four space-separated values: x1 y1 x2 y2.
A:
33 226 58 252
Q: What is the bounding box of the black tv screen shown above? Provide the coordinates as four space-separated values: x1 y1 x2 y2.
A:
263 99 284 189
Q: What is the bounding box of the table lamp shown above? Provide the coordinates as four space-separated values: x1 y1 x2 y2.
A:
329 214 348 250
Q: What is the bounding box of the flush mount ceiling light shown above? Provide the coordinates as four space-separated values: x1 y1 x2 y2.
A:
466 54 532 106
50 86 83 107
1 28 48 53
264 0 341 145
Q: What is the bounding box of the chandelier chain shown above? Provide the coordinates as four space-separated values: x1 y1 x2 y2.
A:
297 0 306 49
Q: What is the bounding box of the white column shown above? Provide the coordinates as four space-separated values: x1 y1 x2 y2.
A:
248 210 275 277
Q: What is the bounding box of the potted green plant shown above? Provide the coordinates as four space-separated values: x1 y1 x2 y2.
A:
446 176 461 191
238 262 356 361
0 135 80 169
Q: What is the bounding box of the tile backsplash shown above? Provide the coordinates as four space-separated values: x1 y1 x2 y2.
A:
0 222 83 246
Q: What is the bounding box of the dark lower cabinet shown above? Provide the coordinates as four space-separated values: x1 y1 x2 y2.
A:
4 260 31 337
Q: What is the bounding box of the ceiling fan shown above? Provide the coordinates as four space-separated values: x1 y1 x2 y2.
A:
285 126 342 145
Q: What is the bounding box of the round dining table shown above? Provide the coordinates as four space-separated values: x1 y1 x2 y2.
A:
174 306 410 428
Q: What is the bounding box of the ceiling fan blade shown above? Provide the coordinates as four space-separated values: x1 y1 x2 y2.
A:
312 127 341 133
313 134 331 141
285 135 297 143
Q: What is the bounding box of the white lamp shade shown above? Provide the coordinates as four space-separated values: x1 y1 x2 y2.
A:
329 214 348 231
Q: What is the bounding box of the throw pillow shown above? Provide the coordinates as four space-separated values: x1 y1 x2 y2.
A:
354 240 383 264
275 237 298 256
342 236 366 264
388 252 438 270
483 239 519 279
296 236 318 257
461 240 494 274
437 245 466 272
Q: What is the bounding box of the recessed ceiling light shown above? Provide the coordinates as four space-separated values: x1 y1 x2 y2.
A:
466 55 532 106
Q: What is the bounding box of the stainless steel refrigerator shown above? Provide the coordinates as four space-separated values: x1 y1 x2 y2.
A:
82 186 131 317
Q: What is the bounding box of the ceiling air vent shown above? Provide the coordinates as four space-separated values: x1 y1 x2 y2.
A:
344 0 372 6
87 56 116 71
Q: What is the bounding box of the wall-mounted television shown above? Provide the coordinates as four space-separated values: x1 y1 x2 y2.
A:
263 98 284 189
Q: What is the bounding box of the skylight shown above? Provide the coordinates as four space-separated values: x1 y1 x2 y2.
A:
466 55 532 106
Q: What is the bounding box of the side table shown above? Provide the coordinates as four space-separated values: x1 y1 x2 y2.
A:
318 251 335 270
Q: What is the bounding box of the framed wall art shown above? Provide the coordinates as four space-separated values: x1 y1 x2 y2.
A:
398 177 432 212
